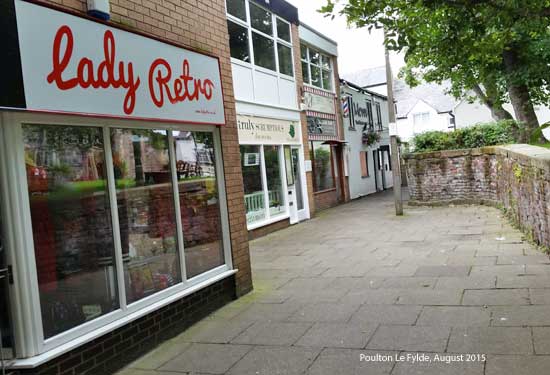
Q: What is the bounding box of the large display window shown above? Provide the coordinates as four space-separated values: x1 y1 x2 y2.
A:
240 145 287 227
0 112 233 358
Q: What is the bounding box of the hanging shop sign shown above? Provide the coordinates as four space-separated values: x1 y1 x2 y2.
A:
8 0 225 124
237 115 301 144
303 91 335 115
307 115 337 137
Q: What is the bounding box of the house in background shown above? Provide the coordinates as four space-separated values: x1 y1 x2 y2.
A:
343 68 457 142
341 80 393 199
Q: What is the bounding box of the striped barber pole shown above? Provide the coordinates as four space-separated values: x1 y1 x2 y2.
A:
342 97 350 118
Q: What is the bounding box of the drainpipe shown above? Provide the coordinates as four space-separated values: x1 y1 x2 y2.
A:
87 0 111 21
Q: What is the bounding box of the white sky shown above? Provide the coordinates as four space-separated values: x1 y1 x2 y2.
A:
286 0 405 75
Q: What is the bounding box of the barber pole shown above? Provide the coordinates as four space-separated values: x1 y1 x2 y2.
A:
342 96 350 118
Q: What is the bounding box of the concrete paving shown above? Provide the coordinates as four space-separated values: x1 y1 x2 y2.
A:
117 190 550 375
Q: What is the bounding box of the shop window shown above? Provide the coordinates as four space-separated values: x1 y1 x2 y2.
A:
252 32 276 71
110 129 181 304
277 18 291 42
277 43 293 77
310 142 335 192
241 145 265 225
301 45 333 91
172 131 224 278
24 124 119 339
250 2 272 35
226 0 293 76
226 0 246 21
264 146 285 217
228 21 250 63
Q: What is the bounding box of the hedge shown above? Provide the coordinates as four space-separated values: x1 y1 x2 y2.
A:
411 120 521 153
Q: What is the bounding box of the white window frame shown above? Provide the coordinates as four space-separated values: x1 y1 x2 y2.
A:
0 110 235 363
300 44 334 92
226 0 295 79
243 144 289 230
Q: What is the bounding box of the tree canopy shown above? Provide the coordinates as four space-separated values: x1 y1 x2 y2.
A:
321 0 550 139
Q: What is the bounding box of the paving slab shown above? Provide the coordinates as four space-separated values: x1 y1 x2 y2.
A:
227 346 321 375
462 289 529 306
158 343 252 374
350 304 422 325
391 352 484 375
231 321 312 346
491 305 550 326
416 306 491 327
485 355 550 375
414 266 470 277
447 327 533 354
366 325 450 352
295 322 377 348
287 302 361 322
307 348 397 375
396 289 463 305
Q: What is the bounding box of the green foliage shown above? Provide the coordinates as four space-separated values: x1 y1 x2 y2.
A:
412 120 520 153
321 1 550 132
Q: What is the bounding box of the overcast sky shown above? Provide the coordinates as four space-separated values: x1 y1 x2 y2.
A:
286 0 404 76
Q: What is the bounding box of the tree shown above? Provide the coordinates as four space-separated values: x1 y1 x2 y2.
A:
321 0 550 140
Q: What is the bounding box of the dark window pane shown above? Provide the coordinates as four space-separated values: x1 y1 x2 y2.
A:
24 124 119 338
264 146 284 217
311 142 335 191
300 44 308 60
228 21 250 63
322 69 332 91
311 65 322 88
277 18 291 42
278 43 294 76
241 145 265 225
252 32 276 71
110 129 181 304
173 131 224 278
226 0 246 21
250 2 272 35
301 62 310 84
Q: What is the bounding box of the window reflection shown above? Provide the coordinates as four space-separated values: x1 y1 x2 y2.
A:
173 131 224 278
264 146 285 217
241 145 265 225
110 129 181 304
250 2 272 35
24 125 119 338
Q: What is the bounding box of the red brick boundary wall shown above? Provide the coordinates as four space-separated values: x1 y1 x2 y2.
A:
404 144 550 248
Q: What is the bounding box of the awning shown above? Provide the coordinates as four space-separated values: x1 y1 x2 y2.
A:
322 140 348 145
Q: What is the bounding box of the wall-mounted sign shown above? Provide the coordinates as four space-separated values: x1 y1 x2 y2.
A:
10 0 225 124
303 91 335 115
237 115 301 144
307 116 337 137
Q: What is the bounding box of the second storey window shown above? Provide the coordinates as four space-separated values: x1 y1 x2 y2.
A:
226 0 294 77
301 45 333 91
375 101 383 131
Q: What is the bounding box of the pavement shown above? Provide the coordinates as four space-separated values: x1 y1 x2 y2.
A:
117 189 550 375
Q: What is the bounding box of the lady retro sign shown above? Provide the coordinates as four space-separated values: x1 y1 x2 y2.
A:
11 0 225 124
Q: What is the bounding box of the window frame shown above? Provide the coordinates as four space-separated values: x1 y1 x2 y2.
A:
0 110 234 359
300 44 334 92
374 101 383 131
226 0 294 79
241 144 289 230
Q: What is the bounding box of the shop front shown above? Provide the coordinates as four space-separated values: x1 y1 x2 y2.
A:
237 115 309 231
1 1 250 373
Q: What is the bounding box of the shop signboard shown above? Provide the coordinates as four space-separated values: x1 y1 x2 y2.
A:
303 91 335 114
237 115 300 144
9 0 225 124
307 116 337 137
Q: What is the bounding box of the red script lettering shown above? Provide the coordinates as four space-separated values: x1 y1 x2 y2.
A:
148 59 215 108
47 25 141 115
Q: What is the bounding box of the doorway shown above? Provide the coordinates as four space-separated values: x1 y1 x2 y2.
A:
1 197 14 368
286 146 308 224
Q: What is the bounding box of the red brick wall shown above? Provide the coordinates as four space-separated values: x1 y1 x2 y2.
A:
36 0 252 295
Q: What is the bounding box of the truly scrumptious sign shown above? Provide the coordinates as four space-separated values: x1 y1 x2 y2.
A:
13 0 225 124
237 115 300 144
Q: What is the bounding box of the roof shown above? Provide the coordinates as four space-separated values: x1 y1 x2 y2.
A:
393 79 458 118
340 78 388 101
341 66 387 88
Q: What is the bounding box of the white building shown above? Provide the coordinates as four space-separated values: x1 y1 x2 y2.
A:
341 80 393 199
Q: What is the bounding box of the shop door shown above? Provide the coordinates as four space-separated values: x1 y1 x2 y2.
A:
285 147 306 224
1 200 14 370
380 150 387 189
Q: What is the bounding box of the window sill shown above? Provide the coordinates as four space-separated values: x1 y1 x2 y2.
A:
247 214 290 231
6 268 238 370
314 188 337 195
